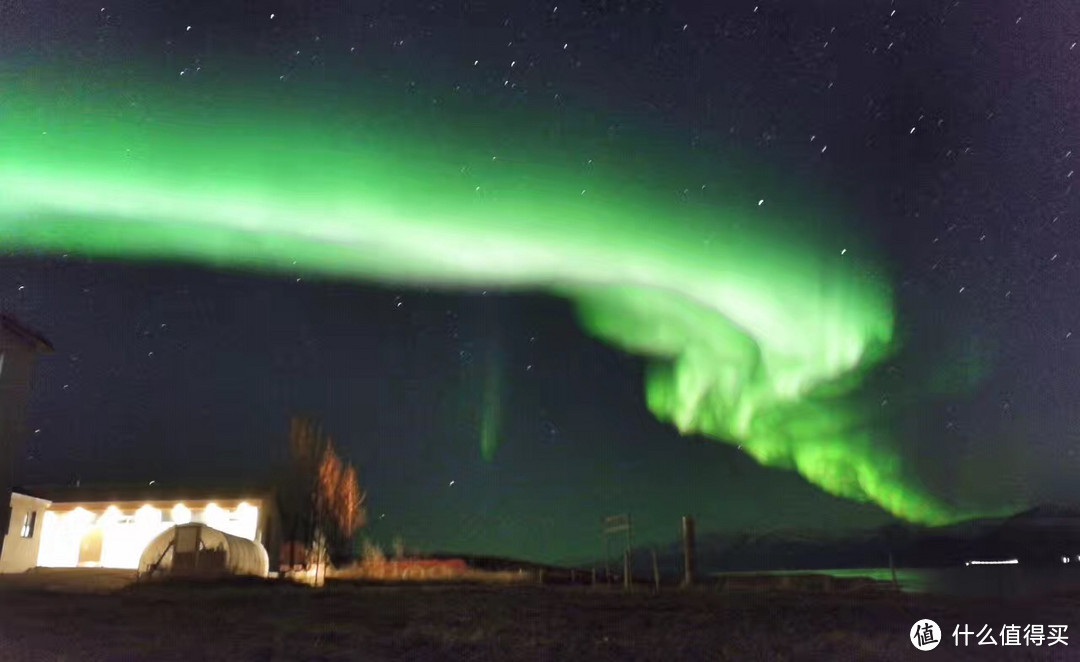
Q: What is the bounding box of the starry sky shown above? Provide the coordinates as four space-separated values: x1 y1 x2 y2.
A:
2 0 1079 564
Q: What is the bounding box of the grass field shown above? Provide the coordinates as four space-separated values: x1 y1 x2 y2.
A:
0 572 1077 660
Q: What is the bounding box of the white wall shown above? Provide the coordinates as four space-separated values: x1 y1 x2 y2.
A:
0 492 50 573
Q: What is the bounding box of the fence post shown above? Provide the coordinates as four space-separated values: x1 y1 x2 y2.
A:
651 549 660 592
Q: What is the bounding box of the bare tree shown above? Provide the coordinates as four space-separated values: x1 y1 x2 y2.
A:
317 438 367 560
278 416 367 568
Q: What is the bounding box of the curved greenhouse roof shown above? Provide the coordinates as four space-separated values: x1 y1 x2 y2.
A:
139 523 268 578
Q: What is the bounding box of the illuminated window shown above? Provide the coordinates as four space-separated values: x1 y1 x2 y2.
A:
20 511 36 538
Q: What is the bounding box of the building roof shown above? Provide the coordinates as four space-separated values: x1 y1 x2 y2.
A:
9 491 52 506
0 314 53 353
17 483 274 505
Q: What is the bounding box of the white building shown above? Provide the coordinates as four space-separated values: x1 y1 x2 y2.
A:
0 491 51 573
0 486 279 574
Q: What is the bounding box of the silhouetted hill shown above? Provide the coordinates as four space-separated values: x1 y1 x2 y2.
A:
618 505 1080 575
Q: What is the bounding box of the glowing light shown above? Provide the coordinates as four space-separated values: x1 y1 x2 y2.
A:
36 508 95 568
38 504 174 570
98 506 134 568
203 503 228 531
97 504 169 569
67 507 95 527
99 505 122 525
231 502 259 540
36 511 70 567
965 559 1019 566
0 67 968 523
134 504 161 526
171 503 192 524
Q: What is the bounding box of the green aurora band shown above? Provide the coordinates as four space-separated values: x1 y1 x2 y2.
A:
479 354 503 463
0 69 958 524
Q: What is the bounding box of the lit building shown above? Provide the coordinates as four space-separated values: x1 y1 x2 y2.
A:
0 485 280 573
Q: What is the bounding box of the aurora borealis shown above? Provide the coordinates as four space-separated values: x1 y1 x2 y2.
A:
3 0 1078 564
0 64 956 524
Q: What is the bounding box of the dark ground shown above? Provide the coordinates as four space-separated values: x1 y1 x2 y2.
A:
0 574 1076 661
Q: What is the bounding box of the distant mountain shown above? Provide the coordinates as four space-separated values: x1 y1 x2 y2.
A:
613 505 1080 576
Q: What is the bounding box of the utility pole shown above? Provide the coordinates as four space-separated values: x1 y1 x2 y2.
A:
681 515 696 588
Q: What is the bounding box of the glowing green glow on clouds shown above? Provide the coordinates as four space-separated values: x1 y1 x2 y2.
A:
0 70 956 524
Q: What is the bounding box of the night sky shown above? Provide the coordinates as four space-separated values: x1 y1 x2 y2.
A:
2 0 1079 564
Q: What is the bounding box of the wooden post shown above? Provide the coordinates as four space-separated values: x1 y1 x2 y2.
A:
681 516 696 588
605 533 611 585
623 549 632 591
591 567 597 586
651 549 660 592
889 551 899 591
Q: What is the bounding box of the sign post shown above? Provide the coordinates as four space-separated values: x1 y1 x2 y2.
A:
603 513 632 590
